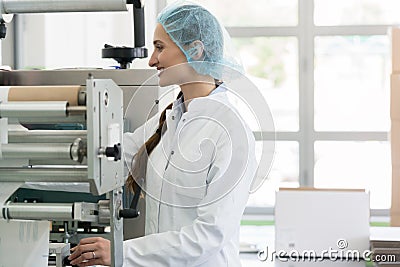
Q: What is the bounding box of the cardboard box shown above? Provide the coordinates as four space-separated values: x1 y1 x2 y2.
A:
392 27 400 73
391 120 400 167
392 168 400 212
391 28 400 225
275 188 370 258
391 212 400 227
392 167 400 226
391 74 400 120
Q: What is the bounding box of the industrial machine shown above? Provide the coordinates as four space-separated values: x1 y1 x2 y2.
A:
0 69 160 267
1 74 126 266
0 1 161 266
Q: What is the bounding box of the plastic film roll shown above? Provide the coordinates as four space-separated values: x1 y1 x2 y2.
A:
8 86 83 106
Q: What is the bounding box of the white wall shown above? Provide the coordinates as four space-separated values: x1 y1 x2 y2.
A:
20 14 46 68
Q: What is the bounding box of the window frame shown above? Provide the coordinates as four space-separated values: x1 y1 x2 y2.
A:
160 0 391 217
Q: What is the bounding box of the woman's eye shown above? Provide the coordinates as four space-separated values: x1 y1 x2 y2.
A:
156 46 163 51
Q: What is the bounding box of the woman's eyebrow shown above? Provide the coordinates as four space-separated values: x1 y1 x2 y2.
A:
153 40 164 45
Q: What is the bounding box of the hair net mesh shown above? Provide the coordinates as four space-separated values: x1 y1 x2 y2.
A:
157 1 244 80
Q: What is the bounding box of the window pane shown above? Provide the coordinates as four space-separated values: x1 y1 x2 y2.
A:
314 36 390 131
247 141 299 207
315 0 400 26
314 141 391 209
167 0 298 27
234 37 299 131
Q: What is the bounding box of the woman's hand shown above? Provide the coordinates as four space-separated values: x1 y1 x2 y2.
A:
68 237 111 266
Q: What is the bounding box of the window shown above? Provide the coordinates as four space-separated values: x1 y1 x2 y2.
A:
190 0 298 27
233 37 299 132
314 35 390 132
161 0 394 212
314 0 400 26
314 141 391 208
248 141 299 207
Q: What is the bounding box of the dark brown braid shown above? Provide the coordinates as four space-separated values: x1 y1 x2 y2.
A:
126 92 183 194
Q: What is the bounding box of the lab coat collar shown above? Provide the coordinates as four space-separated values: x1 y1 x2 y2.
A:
171 82 228 115
163 82 230 170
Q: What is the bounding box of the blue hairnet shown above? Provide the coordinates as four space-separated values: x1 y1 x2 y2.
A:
157 1 244 80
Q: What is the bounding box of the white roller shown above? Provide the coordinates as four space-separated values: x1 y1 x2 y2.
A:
1 0 127 14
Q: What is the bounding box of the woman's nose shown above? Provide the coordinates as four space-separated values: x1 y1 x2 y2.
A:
148 52 158 67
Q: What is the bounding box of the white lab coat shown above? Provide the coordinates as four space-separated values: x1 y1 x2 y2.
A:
123 84 257 267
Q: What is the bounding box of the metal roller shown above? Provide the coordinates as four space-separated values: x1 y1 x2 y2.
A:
0 0 128 14
0 101 68 118
17 114 86 124
0 167 88 182
1 138 86 162
67 106 87 115
1 143 72 159
29 159 87 165
8 130 87 143
3 202 99 222
3 203 73 220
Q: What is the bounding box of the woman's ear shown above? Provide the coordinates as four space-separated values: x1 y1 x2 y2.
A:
188 40 205 60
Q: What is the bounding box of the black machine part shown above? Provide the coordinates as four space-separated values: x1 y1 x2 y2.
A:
102 1 148 68
105 143 122 162
102 44 148 69
62 256 78 267
119 178 143 219
0 22 6 39
127 0 144 9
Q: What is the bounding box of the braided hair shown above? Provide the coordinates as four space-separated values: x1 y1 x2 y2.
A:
126 92 183 194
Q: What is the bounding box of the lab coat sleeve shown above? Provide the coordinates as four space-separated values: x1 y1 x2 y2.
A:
123 127 257 266
123 114 160 177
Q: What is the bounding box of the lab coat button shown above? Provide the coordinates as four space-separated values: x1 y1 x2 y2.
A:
171 150 174 155
171 115 175 120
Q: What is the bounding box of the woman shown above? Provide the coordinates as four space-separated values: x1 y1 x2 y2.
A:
69 2 257 266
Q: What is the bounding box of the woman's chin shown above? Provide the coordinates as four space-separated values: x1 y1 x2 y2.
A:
158 73 181 87
158 77 173 87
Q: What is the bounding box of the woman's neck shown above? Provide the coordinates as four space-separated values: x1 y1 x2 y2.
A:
180 76 216 110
